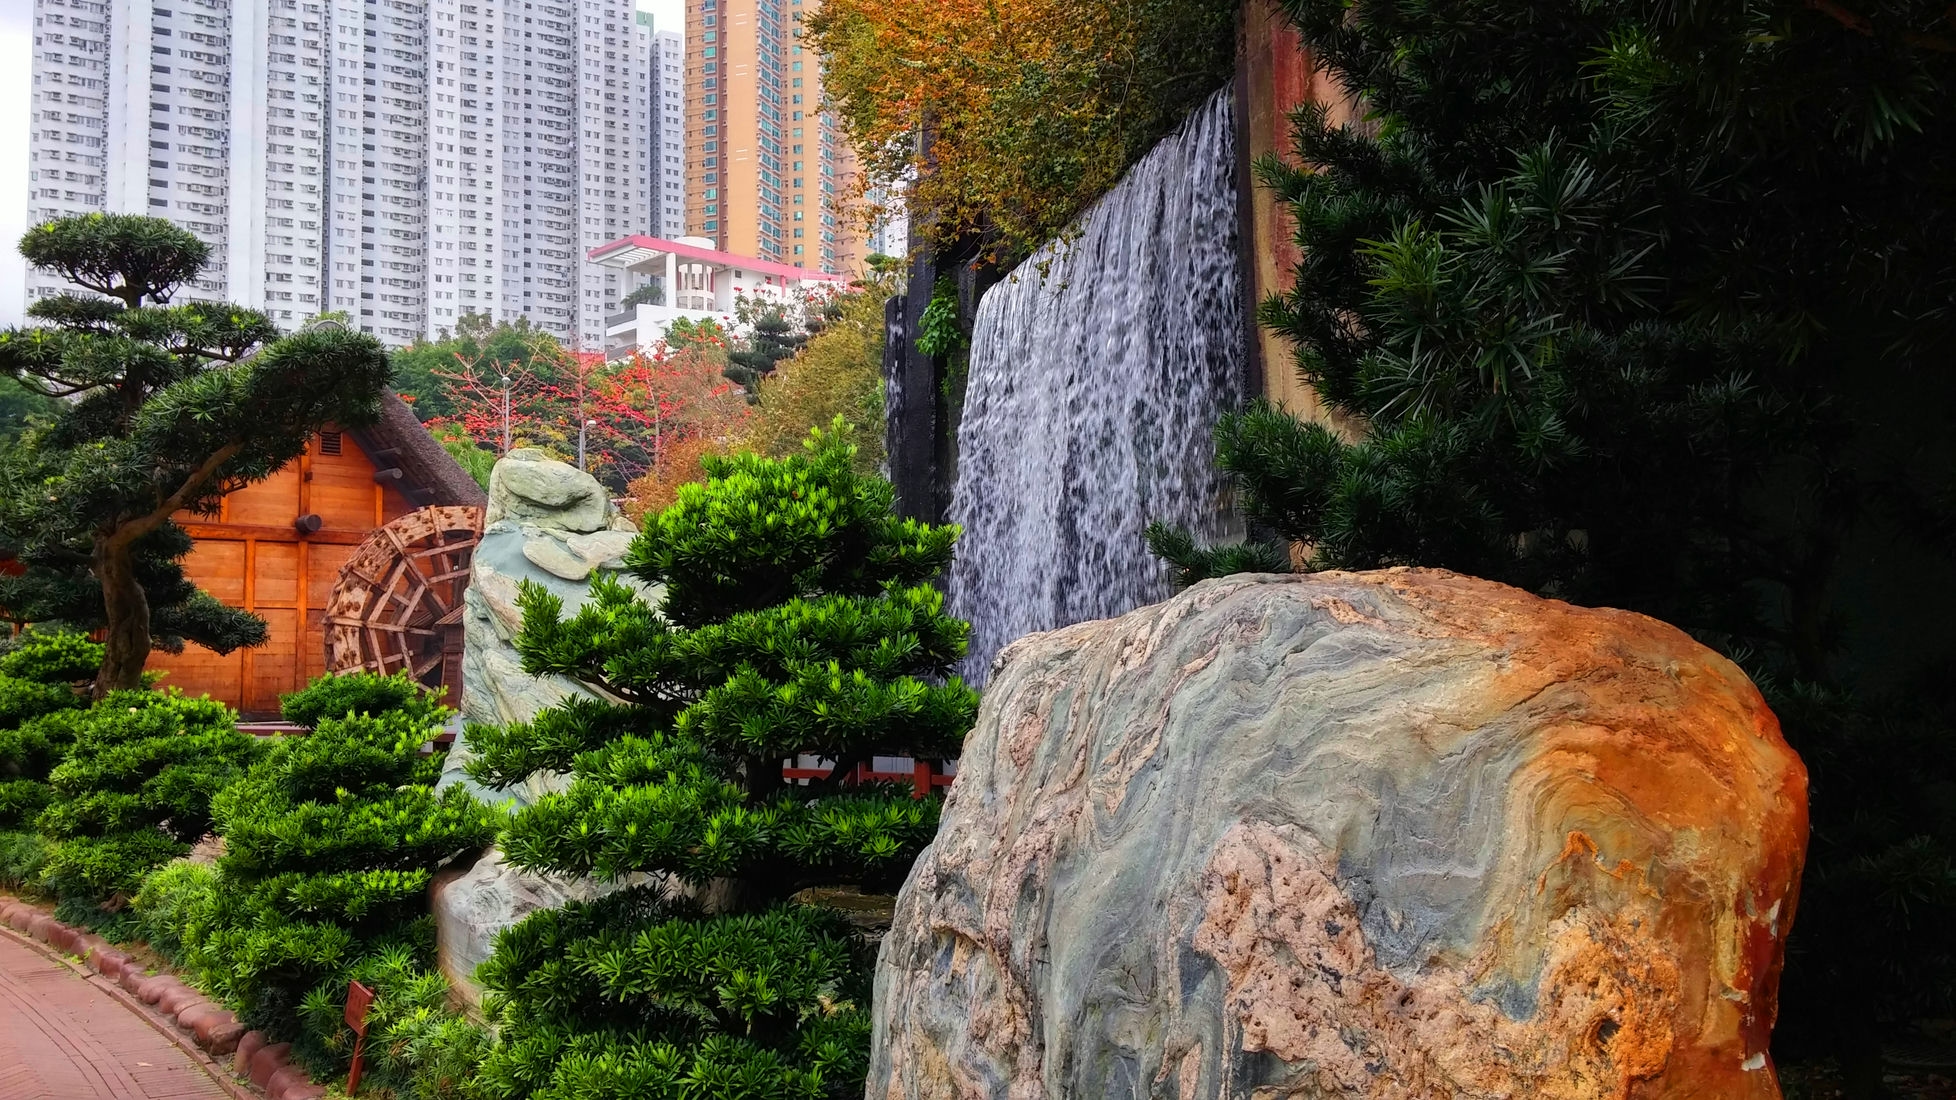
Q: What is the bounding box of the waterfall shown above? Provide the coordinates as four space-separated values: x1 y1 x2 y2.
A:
947 88 1246 684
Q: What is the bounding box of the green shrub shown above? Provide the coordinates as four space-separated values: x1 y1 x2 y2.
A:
0 675 85 728
0 710 86 830
0 829 51 891
468 423 974 1099
134 675 496 1078
39 828 190 901
296 943 492 1100
131 859 219 961
0 649 95 829
0 631 106 686
36 690 260 903
280 670 444 730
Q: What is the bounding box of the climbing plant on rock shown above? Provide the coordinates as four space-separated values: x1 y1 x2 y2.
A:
465 420 976 1099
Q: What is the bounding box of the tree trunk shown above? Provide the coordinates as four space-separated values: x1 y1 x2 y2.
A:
92 537 152 698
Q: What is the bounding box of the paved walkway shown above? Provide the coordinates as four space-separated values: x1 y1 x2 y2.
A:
0 930 231 1100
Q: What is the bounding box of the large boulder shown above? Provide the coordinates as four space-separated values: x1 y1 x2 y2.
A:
452 449 653 753
870 569 1808 1100
484 447 611 533
430 848 622 1009
436 451 661 1010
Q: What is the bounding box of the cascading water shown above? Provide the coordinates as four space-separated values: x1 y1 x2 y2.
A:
946 88 1246 684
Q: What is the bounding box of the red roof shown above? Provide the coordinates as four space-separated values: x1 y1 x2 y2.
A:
587 234 847 284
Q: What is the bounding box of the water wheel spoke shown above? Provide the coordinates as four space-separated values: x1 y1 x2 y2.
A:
326 506 484 696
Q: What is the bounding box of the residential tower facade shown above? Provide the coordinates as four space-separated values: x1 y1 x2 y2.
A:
27 0 663 349
681 0 856 273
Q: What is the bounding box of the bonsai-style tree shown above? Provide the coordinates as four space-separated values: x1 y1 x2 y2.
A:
465 421 977 1098
0 215 392 695
0 632 102 830
164 672 497 1068
725 298 809 394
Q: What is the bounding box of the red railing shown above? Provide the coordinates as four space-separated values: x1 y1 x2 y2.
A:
781 758 955 799
240 723 958 799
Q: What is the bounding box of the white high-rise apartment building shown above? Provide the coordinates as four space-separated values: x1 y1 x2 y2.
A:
646 21 683 239
29 0 657 350
423 0 649 349
29 0 335 318
322 0 431 347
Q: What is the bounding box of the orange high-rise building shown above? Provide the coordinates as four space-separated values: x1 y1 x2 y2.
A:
683 0 859 274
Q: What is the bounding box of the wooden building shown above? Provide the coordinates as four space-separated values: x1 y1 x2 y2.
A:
145 392 486 717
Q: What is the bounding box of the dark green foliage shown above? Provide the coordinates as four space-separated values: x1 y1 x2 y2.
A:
474 888 869 1100
0 675 84 729
0 528 269 658
0 829 51 891
469 422 975 1098
279 669 445 731
390 312 564 422
0 213 394 694
17 214 209 307
726 300 811 394
35 690 260 902
0 375 61 449
132 675 496 1074
0 630 106 686
1767 670 1956 1073
1149 0 1956 1081
0 633 100 829
619 280 665 310
294 942 492 1098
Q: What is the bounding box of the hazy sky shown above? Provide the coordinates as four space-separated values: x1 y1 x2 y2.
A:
0 0 684 326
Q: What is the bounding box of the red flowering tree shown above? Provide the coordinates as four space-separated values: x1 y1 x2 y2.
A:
428 342 747 492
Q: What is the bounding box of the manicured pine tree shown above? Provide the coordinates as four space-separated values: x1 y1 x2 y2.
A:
1149 0 1956 1089
36 689 261 910
0 214 393 696
725 300 809 393
0 632 102 830
464 421 976 1099
163 672 500 1069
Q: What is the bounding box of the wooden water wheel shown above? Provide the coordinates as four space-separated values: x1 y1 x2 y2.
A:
324 505 483 698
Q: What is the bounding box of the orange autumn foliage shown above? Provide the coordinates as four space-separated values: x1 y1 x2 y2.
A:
806 0 1234 263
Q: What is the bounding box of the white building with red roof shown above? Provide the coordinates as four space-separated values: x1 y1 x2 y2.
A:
588 234 847 358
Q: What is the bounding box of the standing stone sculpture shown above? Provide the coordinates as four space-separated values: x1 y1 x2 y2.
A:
433 448 654 1007
871 569 1808 1100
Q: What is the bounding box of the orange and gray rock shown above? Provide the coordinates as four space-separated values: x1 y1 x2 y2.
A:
870 569 1808 1100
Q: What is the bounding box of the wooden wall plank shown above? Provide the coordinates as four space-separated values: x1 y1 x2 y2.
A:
255 542 300 608
145 425 447 717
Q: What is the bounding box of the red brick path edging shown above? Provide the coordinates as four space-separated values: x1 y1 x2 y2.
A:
0 895 325 1100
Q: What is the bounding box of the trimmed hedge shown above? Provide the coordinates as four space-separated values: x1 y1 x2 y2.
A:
136 672 497 1082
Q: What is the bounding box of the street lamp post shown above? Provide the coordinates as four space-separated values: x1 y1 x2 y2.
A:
499 374 511 454
578 418 596 471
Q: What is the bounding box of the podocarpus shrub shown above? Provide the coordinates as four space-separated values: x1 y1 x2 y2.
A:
36 689 260 906
139 672 497 1078
0 631 101 829
464 422 977 1099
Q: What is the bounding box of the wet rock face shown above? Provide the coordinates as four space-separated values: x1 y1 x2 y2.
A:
870 569 1808 1100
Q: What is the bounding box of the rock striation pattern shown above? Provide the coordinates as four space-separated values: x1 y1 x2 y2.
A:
446 448 651 804
429 848 624 1007
870 569 1808 1100
434 449 658 1009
